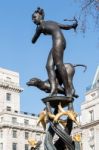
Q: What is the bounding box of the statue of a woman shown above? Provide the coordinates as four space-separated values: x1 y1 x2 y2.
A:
32 7 78 97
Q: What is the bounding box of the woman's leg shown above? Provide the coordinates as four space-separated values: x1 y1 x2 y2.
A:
46 49 57 95
52 49 72 97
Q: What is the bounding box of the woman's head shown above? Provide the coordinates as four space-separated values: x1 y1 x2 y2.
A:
32 7 45 25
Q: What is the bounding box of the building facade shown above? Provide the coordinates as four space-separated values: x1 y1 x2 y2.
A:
81 66 99 150
0 68 45 150
72 66 99 150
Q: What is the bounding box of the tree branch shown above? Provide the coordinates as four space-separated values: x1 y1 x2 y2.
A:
82 0 95 11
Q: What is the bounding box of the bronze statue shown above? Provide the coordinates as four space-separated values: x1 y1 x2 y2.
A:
32 7 78 97
27 7 84 150
27 63 86 98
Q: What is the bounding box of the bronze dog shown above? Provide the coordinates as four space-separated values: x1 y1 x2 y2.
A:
27 63 86 98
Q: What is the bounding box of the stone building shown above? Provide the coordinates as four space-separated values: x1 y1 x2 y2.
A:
0 68 45 150
81 66 99 150
72 66 99 150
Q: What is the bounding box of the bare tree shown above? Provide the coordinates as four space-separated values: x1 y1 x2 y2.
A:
78 0 99 32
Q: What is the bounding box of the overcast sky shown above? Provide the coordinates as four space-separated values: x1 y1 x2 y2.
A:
0 0 98 115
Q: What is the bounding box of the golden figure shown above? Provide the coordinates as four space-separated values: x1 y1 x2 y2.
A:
37 108 68 130
53 103 80 126
28 138 38 148
37 109 47 130
28 138 42 149
72 134 81 142
37 103 80 130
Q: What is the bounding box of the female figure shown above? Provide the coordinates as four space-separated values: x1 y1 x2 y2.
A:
32 7 78 97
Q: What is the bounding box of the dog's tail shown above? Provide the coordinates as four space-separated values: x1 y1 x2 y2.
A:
73 64 87 72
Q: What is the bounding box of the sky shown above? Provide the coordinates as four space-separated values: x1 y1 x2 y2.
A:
0 0 99 115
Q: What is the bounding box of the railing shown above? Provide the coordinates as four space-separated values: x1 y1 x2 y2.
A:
0 120 43 131
20 111 37 117
0 80 23 91
0 109 38 117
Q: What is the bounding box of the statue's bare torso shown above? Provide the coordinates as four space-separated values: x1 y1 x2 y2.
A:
40 21 66 50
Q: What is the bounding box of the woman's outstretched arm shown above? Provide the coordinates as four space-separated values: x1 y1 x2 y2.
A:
32 26 42 43
57 21 78 30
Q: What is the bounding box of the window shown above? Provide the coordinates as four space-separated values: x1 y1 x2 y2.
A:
1 117 3 122
24 119 29 125
12 117 17 124
89 110 94 122
6 106 11 111
13 130 17 138
14 110 18 113
80 143 83 150
25 132 29 139
25 144 29 150
90 145 95 150
0 130 3 138
36 133 41 140
0 143 3 150
91 93 96 97
6 77 11 80
12 143 17 150
75 142 80 150
6 93 11 101
89 128 94 141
